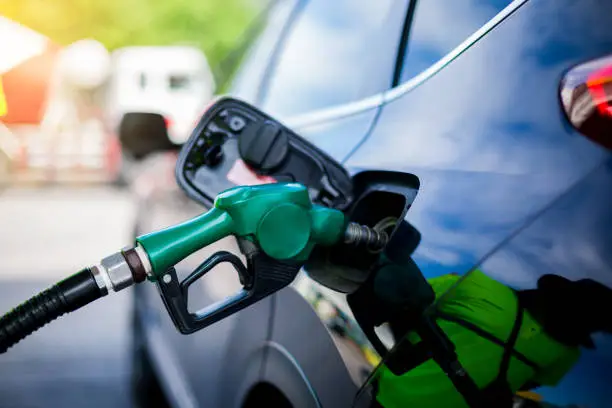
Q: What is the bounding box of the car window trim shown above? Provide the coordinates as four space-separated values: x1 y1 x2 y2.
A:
391 0 418 88
283 0 528 129
384 0 528 102
262 0 409 121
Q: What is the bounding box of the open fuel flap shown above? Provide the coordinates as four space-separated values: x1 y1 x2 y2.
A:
304 170 420 294
175 95 423 301
302 170 430 384
175 96 354 210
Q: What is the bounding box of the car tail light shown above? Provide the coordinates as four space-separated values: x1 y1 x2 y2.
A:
560 54 612 149
163 116 173 129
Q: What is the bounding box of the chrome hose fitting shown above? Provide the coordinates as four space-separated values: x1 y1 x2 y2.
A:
90 245 153 294
99 252 135 292
344 222 389 252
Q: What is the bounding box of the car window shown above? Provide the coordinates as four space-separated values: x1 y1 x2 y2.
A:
400 0 512 82
226 0 299 103
260 0 408 118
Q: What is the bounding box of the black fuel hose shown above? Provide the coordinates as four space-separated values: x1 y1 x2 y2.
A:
0 268 105 353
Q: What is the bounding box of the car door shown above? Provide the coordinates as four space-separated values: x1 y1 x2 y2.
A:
346 0 612 406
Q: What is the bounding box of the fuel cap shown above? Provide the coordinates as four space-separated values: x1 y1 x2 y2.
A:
238 121 289 173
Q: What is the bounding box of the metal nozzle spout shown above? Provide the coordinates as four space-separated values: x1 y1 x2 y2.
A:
343 222 389 252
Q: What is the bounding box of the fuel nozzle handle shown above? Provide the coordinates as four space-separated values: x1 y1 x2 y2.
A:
133 182 389 335
135 183 348 280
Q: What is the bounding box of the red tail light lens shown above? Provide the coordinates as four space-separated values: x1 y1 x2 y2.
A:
560 54 612 149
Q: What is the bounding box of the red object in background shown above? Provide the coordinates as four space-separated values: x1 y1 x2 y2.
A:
227 159 276 186
2 42 60 125
0 17 61 125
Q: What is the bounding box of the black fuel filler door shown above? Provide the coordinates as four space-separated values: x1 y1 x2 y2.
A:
175 96 353 209
304 171 420 295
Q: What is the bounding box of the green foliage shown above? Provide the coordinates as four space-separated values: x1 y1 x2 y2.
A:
0 0 260 68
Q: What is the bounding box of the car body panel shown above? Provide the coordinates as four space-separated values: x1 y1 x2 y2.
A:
137 273 273 408
259 340 321 408
266 287 358 408
473 160 612 406
347 0 612 279
347 0 612 405
256 0 408 120
292 107 381 169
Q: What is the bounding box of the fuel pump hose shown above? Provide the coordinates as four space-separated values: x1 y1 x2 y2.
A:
0 248 146 354
0 268 104 353
0 220 388 353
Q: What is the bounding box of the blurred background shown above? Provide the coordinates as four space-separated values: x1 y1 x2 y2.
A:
0 1 269 406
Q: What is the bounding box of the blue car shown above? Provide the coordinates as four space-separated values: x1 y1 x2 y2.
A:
127 0 612 407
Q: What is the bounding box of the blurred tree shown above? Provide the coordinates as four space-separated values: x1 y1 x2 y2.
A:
0 0 262 68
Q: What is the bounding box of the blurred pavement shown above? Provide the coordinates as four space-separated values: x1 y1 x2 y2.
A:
0 186 136 279
0 186 137 408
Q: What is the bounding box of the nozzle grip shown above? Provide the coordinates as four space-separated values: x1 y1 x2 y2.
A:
157 251 301 334
136 207 235 278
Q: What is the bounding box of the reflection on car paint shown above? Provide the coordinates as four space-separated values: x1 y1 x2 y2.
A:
346 0 612 406
292 105 380 163
398 0 516 83
293 273 393 387
260 0 406 119
347 0 611 280
357 263 612 407
474 161 612 407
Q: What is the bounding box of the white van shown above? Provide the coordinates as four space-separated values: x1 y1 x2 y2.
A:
107 46 215 146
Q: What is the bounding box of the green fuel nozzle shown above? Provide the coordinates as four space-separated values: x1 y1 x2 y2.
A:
135 183 348 280
127 182 388 334
0 183 389 352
